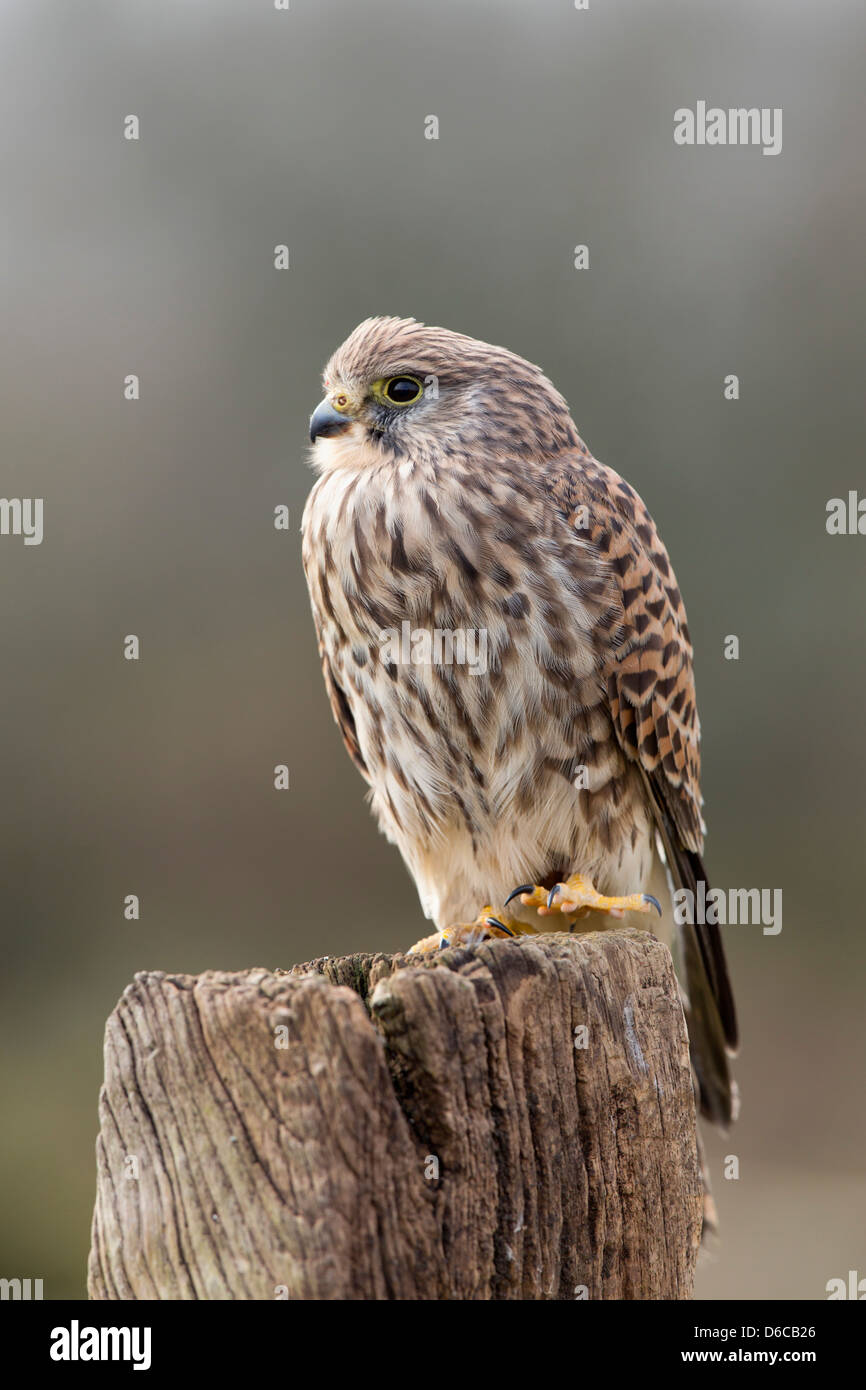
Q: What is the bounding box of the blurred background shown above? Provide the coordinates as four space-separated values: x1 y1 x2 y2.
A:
0 0 863 1300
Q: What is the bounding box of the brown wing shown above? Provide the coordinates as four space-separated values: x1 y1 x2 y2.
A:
550 456 702 833
310 609 370 782
550 454 738 1111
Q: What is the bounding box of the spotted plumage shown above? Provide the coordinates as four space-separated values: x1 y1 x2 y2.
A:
302 317 737 1129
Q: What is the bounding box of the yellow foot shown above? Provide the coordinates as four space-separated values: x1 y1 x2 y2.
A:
505 875 661 922
407 907 522 955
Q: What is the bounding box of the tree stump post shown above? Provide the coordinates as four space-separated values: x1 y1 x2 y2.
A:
87 929 703 1300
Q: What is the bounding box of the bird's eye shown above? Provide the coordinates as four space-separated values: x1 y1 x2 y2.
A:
382 375 423 405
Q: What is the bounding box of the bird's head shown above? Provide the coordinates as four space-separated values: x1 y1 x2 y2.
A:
308 317 578 470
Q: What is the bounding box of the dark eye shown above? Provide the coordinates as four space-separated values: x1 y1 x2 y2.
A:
383 376 423 405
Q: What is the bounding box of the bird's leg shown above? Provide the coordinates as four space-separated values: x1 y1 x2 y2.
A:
505 875 661 923
407 907 530 955
406 872 660 953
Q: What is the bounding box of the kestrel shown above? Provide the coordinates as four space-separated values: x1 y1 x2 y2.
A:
302 317 737 1132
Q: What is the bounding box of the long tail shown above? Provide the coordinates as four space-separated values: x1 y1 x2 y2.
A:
667 842 738 1128
643 774 739 1129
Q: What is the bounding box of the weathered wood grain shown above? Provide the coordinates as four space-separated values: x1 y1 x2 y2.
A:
88 928 702 1300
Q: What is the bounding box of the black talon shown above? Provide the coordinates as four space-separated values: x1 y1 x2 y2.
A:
485 916 515 937
643 894 662 917
547 884 564 909
504 883 534 907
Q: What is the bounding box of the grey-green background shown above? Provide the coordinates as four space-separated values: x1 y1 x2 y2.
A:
1 0 863 1300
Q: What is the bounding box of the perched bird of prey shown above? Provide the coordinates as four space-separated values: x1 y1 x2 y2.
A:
302 317 737 1135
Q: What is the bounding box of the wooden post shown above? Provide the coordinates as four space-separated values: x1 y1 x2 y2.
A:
87 929 702 1300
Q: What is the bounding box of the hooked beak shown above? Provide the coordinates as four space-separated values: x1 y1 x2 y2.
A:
309 398 354 443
